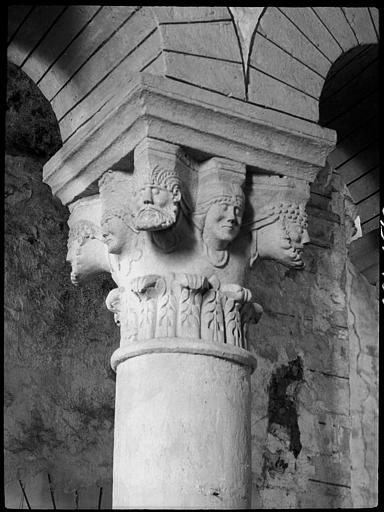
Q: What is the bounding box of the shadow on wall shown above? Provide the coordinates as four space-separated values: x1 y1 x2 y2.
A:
5 62 118 507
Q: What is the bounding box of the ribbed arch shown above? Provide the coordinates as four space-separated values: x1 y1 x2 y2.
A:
248 6 379 122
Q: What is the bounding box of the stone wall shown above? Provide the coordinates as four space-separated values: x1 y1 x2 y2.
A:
346 260 378 507
5 62 117 508
248 166 378 508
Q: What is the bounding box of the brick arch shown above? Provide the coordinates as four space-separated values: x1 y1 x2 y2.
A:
248 7 379 122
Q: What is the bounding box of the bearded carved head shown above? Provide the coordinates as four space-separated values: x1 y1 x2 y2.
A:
132 165 181 231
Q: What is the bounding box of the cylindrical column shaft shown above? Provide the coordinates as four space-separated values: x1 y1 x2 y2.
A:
112 342 254 509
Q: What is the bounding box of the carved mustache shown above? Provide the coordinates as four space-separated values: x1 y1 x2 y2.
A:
134 205 176 229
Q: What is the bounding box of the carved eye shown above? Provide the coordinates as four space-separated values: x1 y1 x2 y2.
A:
152 187 159 195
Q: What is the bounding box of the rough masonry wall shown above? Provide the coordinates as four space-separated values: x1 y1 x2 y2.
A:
248 165 378 508
346 260 378 507
5 63 118 508
249 168 348 508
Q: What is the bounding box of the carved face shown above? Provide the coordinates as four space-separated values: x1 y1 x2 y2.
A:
258 218 309 268
133 184 180 231
203 201 243 248
102 216 130 254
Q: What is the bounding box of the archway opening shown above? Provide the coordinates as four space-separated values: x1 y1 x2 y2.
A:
319 44 379 286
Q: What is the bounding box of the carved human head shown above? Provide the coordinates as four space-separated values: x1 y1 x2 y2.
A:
101 208 134 255
255 202 309 268
195 183 245 250
132 165 181 231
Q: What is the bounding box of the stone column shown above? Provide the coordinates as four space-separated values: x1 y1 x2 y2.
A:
44 73 336 509
66 140 262 509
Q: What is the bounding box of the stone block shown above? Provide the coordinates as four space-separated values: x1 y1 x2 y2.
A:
297 479 351 508
342 7 378 44
250 33 323 98
22 6 101 84
165 52 245 99
59 29 163 141
152 6 231 23
39 6 139 101
52 7 157 120
312 7 358 51
260 487 297 508
161 21 241 61
257 8 330 77
299 370 350 417
247 67 318 121
279 7 342 62
298 324 349 377
7 6 66 67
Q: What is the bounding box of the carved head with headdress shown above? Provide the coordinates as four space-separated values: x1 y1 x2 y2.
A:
246 175 310 268
193 168 245 267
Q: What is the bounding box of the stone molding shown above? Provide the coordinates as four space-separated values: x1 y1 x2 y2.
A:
105 275 262 350
110 338 257 373
43 73 336 205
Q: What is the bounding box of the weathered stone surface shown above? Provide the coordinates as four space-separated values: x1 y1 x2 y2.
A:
151 6 231 23
7 6 66 67
297 479 352 508
247 67 319 121
161 21 241 61
52 7 157 121
5 65 118 502
165 52 245 99
6 62 61 159
250 33 324 98
4 153 118 492
114 352 252 509
312 7 358 52
279 7 342 62
342 7 378 44
37 6 140 101
257 8 330 77
21 6 101 84
346 260 378 507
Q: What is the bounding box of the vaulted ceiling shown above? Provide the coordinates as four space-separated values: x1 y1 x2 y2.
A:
320 44 379 285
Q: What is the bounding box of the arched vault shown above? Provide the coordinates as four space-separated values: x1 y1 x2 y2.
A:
8 6 379 142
